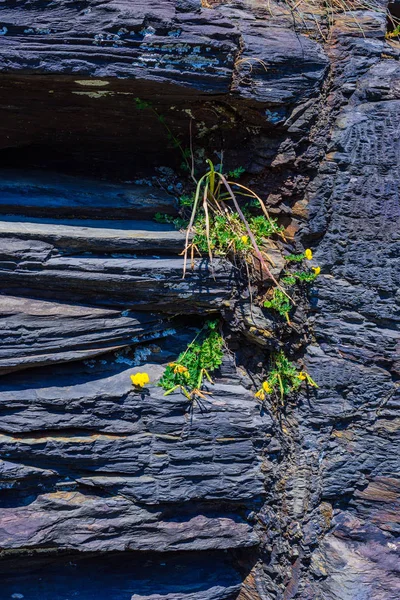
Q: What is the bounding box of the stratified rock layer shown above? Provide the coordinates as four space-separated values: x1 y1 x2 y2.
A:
0 0 399 599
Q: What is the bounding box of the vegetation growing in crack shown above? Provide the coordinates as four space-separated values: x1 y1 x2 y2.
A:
264 249 320 323
135 97 192 173
386 23 400 39
181 158 285 284
159 320 224 401
135 97 320 407
135 97 285 288
255 351 318 407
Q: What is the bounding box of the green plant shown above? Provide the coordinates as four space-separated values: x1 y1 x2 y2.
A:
285 252 305 262
386 23 400 39
294 270 319 283
228 166 246 179
192 212 283 257
154 213 187 230
264 288 292 323
283 268 320 285
159 320 224 400
255 351 318 406
179 194 195 208
136 99 286 289
182 159 286 288
281 275 297 286
285 248 313 262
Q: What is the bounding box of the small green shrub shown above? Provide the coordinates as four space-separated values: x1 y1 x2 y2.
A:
386 23 400 39
285 249 312 262
264 288 292 323
192 212 283 257
255 351 318 406
228 166 246 179
181 158 286 288
159 320 224 400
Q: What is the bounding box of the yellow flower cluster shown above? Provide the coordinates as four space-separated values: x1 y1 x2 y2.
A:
255 389 265 401
312 266 321 275
304 248 313 260
168 363 190 378
255 380 273 401
241 235 249 245
262 381 272 393
130 372 150 388
297 371 307 381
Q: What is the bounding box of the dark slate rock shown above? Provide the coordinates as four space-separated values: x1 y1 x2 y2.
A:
0 0 327 102
0 1 327 179
290 24 400 600
0 294 173 374
0 349 270 554
0 356 272 505
0 240 236 312
0 0 399 597
0 551 243 600
0 217 185 254
310 511 400 599
0 170 177 219
0 489 257 553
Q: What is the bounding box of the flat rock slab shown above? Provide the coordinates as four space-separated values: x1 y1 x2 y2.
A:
0 486 257 552
0 217 186 254
0 1 327 177
0 170 177 219
0 238 236 311
0 294 174 374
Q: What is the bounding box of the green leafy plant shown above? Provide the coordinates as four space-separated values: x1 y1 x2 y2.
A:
159 320 224 400
285 249 313 262
179 194 195 208
386 23 400 39
182 159 286 288
265 252 320 322
135 99 287 289
282 268 320 285
264 288 292 323
154 212 187 229
255 351 318 406
228 166 246 179
192 212 283 257
293 270 319 283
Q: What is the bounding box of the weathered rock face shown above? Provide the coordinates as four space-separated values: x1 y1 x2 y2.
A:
0 0 327 179
0 0 399 599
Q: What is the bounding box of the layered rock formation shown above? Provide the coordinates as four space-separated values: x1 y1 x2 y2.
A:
0 0 399 599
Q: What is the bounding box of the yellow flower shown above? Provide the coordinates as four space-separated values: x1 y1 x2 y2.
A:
304 248 313 260
169 363 189 375
298 371 307 381
241 235 249 245
255 389 265 401
262 381 273 394
130 372 150 387
312 266 321 276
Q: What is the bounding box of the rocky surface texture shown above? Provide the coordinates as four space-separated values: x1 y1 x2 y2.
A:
0 1 399 599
